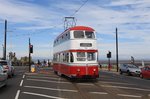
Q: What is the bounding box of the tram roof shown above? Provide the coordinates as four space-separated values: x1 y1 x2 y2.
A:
69 26 95 31
55 26 95 41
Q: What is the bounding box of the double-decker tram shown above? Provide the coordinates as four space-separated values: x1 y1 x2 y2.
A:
53 26 99 78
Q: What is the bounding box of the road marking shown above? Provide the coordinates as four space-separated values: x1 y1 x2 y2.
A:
23 91 67 99
117 94 142 98
90 92 108 95
77 83 94 86
27 76 61 80
25 73 58 77
15 90 20 99
58 78 62 98
20 80 24 87
98 81 136 85
101 85 150 92
23 75 25 78
24 86 78 92
27 79 71 84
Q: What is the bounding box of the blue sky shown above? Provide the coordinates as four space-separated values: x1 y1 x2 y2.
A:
0 0 150 60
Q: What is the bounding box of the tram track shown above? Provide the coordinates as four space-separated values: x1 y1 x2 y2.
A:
70 78 126 99
92 81 118 99
71 80 91 99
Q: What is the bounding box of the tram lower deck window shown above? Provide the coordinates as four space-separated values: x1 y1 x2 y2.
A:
76 52 96 61
77 52 86 61
87 52 96 61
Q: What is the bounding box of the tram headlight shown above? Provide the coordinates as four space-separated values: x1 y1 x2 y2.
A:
77 69 80 72
93 69 96 72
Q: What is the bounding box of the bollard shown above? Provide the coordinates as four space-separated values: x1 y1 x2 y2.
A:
31 65 36 73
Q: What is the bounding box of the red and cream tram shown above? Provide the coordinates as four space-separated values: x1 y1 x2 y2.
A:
53 26 99 78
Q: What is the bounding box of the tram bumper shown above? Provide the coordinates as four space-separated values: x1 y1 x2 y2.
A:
69 65 99 78
70 72 99 79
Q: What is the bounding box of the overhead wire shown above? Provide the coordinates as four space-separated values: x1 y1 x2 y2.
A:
71 0 89 16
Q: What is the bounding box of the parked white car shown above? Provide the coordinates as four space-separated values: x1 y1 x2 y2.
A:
0 65 7 87
119 64 141 76
0 60 15 78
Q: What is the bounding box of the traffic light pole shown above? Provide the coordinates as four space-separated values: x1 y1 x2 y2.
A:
108 57 111 71
29 38 31 72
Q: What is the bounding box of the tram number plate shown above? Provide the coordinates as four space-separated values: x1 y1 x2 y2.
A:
80 43 92 47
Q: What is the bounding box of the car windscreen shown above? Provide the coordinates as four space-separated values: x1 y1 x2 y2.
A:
0 61 7 65
146 67 150 71
128 65 138 68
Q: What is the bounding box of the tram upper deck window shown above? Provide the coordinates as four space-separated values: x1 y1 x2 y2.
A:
74 31 84 38
85 31 95 38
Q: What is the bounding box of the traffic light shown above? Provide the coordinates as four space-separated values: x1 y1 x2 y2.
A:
107 51 111 58
14 52 16 57
30 45 33 53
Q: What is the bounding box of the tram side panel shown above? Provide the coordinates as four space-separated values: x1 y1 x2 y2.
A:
53 63 99 78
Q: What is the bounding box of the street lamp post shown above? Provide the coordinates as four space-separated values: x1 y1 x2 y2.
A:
4 20 7 60
116 28 119 72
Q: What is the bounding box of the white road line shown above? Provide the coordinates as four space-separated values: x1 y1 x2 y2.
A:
24 86 78 92
117 94 142 98
20 80 24 87
77 83 94 86
22 75 25 79
27 76 60 80
101 85 150 92
58 78 61 98
27 79 71 84
23 91 67 99
98 81 136 85
15 90 20 99
90 92 108 95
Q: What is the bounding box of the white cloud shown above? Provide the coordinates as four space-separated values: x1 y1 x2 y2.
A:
0 0 63 30
108 0 150 6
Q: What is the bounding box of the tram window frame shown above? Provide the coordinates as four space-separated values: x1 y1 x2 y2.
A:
57 54 60 62
70 52 74 63
66 53 69 62
67 32 70 39
54 31 70 47
60 53 63 62
87 52 96 61
74 31 84 38
85 31 95 38
63 53 66 62
77 52 86 61
63 53 65 62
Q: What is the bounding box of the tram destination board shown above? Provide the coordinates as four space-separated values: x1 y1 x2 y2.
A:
80 43 92 47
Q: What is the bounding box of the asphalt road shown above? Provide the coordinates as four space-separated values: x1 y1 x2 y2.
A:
0 66 150 99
